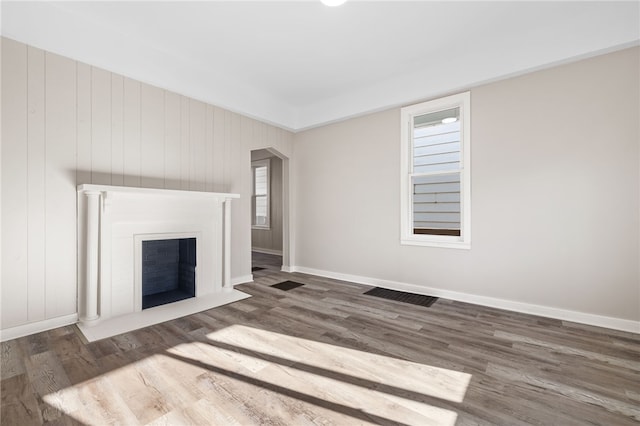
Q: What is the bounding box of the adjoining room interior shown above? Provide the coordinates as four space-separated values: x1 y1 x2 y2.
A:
1 1 639 425
251 148 284 274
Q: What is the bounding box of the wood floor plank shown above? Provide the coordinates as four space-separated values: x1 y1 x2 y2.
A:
1 373 43 425
2 255 638 425
0 339 25 380
106 356 172 424
485 362 640 425
23 350 78 423
495 330 640 371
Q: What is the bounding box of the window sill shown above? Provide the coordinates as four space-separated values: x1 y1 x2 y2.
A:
401 237 470 250
252 226 271 231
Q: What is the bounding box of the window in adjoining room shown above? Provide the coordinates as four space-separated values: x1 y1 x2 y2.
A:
252 159 270 229
400 92 471 249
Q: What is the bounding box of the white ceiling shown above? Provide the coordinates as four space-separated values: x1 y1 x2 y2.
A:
2 1 639 131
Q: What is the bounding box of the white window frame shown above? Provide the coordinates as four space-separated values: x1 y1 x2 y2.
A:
400 92 471 249
252 159 270 230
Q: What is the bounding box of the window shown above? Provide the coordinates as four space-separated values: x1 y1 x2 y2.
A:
400 92 471 249
252 159 270 229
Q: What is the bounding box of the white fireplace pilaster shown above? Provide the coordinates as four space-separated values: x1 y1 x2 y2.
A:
82 190 101 325
223 197 232 291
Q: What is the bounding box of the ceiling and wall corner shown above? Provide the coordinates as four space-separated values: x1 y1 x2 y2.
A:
1 1 639 132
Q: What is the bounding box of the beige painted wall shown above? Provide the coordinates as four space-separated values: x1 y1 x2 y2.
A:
251 149 283 254
293 47 640 324
1 37 293 331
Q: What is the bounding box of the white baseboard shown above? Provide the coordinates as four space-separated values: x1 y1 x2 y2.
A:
290 266 640 334
231 274 254 285
251 247 283 256
0 313 79 342
0 277 254 342
3 270 635 341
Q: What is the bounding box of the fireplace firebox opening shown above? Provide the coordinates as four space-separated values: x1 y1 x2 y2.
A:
142 238 196 309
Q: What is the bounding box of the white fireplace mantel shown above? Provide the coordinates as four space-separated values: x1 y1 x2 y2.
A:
78 184 241 201
76 184 247 341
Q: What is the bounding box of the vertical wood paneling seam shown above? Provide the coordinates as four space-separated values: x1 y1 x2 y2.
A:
139 83 142 187
222 111 226 189
42 52 48 318
212 108 217 192
223 111 228 189
179 96 182 188
205 106 209 190
110 72 113 183
77 64 91 187
25 47 30 318
75 61 80 316
163 90 166 189
203 104 206 191
120 75 125 185
188 98 191 190
75 62 78 185
74 62 78 315
188 99 191 189
122 79 125 184
109 72 113 314
139 82 142 187
178 95 184 189
90 67 94 183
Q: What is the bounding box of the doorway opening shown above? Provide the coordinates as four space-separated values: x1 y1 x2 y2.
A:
250 148 288 274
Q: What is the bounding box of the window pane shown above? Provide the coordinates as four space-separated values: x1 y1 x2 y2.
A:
413 107 459 129
254 166 268 196
414 161 461 174
413 172 461 236
413 108 460 174
255 195 267 226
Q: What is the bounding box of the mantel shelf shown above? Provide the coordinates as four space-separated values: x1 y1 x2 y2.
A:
77 184 240 199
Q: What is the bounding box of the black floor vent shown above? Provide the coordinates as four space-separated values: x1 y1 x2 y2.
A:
363 287 438 307
271 281 304 291
252 267 265 272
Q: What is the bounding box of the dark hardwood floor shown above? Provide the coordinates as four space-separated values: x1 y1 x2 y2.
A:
251 251 283 272
1 268 639 425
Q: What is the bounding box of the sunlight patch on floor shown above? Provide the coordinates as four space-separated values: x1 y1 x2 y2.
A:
206 324 471 402
161 324 471 425
44 324 469 425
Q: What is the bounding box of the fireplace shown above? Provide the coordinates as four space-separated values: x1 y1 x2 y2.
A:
76 184 250 342
142 237 196 309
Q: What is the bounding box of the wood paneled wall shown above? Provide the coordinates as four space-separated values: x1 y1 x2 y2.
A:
1 37 293 331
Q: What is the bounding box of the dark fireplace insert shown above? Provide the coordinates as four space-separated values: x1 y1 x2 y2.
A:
142 238 196 309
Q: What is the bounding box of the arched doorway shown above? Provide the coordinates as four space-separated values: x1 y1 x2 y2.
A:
250 148 290 273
